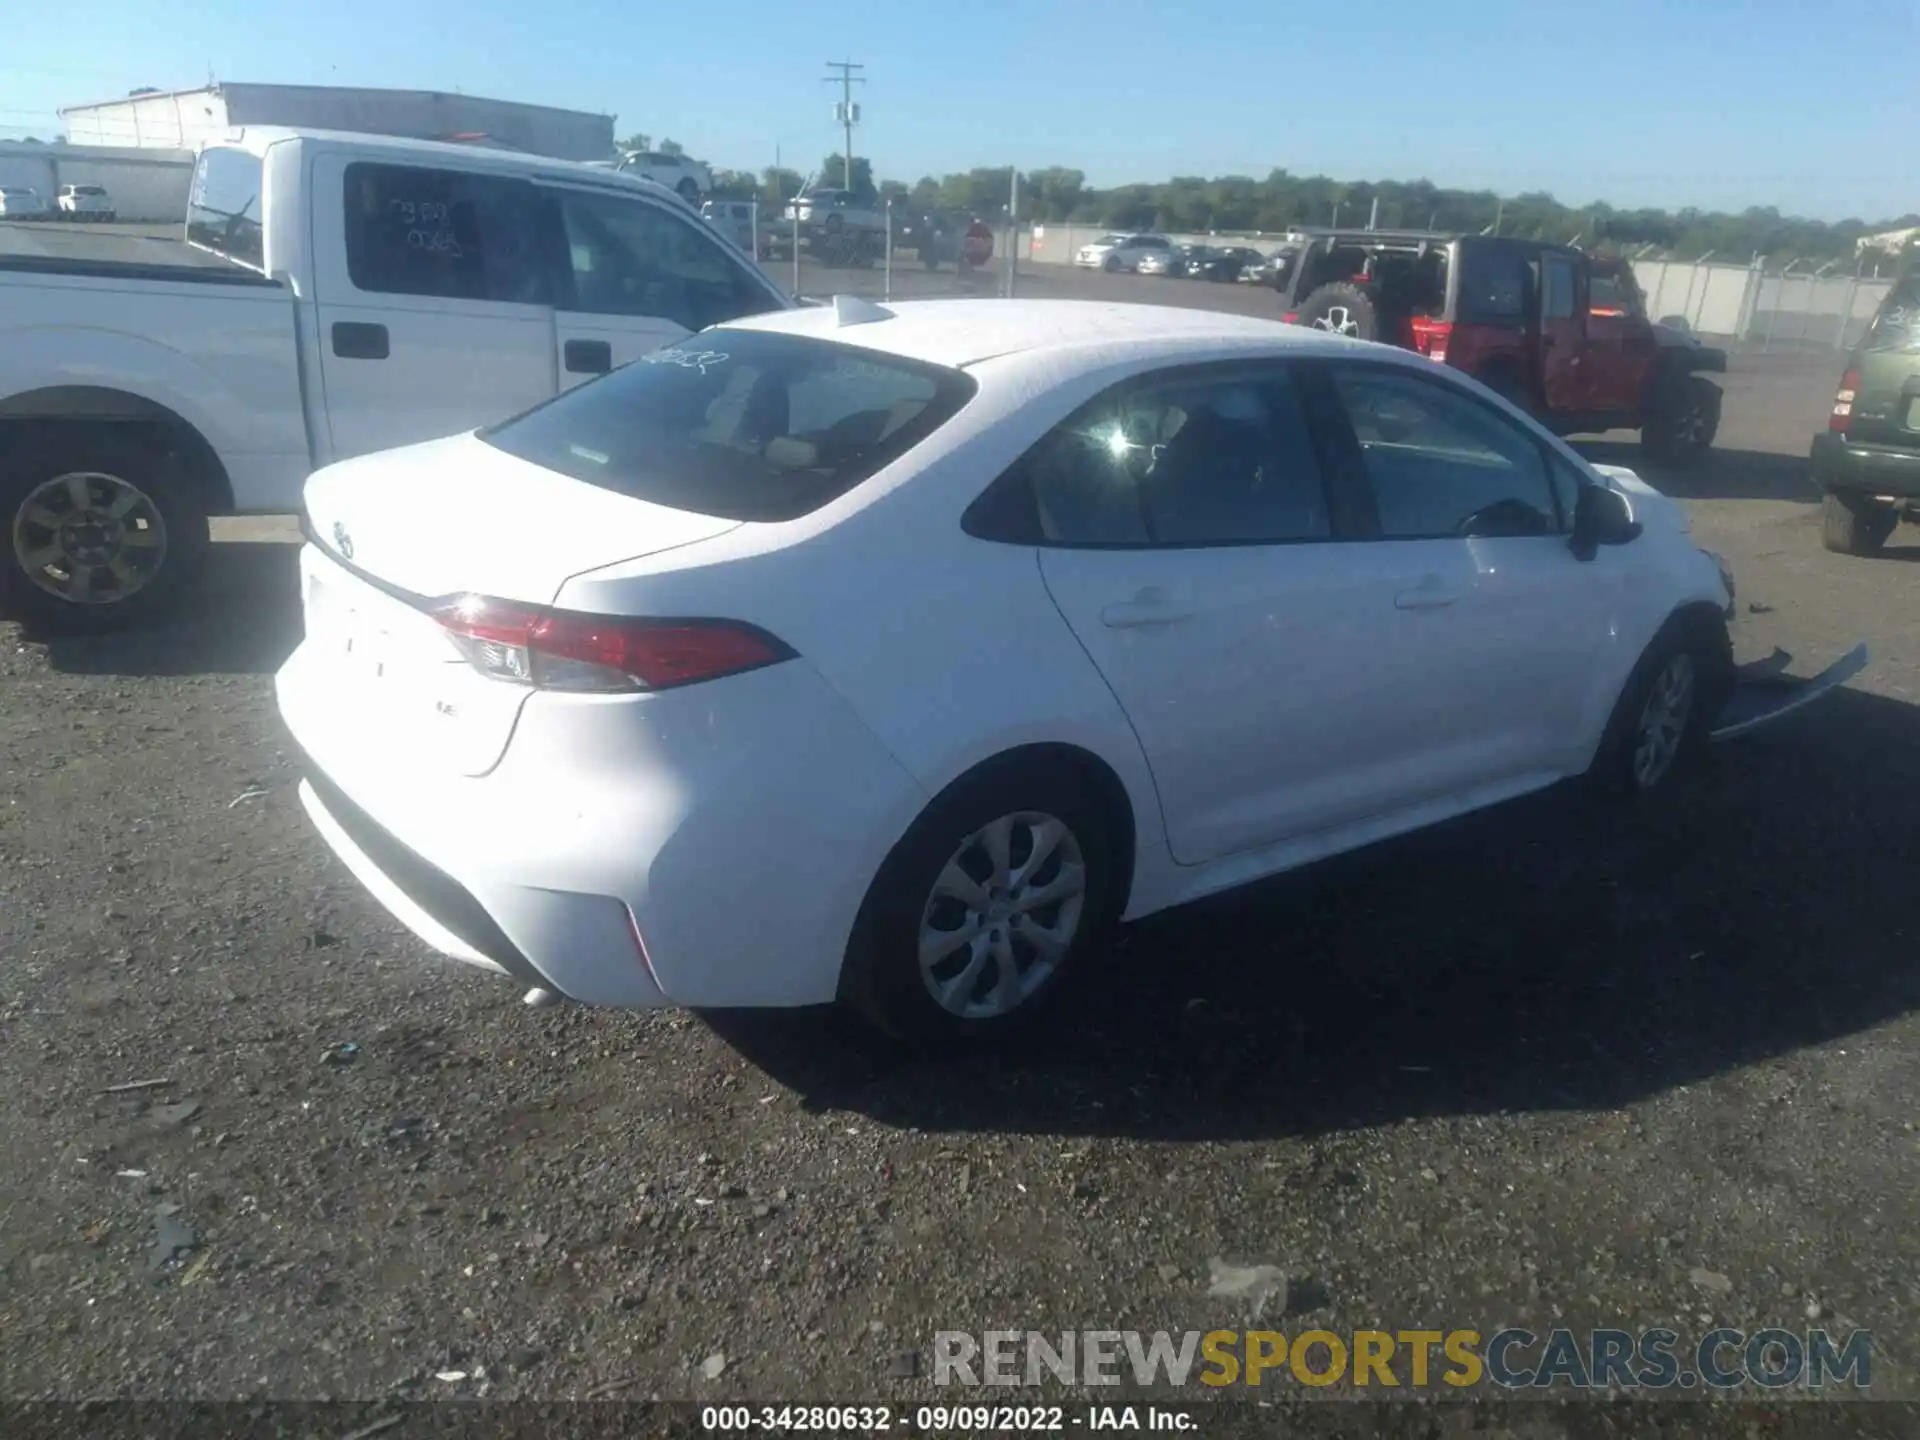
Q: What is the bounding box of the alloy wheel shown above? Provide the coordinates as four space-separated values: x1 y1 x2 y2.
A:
11 471 168 605
1633 652 1696 789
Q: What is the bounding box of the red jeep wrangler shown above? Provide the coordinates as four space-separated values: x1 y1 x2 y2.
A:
1275 230 1726 466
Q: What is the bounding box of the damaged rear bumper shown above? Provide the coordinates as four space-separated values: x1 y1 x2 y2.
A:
1710 643 1870 741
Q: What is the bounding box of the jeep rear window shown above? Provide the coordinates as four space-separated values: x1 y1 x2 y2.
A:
479 330 979 523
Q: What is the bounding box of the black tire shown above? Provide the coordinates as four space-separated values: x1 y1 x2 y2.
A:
1641 374 1721 468
838 759 1123 1046
1821 492 1897 556
1294 282 1380 341
676 178 699 206
1103 253 1120 272
1584 609 1733 800
1 428 210 634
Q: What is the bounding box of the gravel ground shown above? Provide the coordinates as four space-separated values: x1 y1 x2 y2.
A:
3 281 1917 1433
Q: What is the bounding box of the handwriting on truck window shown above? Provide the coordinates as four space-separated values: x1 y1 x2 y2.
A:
388 198 464 258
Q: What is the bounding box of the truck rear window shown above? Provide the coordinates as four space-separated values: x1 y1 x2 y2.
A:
479 330 979 522
187 147 265 271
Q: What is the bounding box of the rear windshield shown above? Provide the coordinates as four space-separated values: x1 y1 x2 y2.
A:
1864 275 1919 354
480 330 979 522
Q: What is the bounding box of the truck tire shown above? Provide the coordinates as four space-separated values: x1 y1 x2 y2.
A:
1294 282 1379 341
1641 374 1721 468
676 178 699 205
1821 492 1897 556
1 429 210 634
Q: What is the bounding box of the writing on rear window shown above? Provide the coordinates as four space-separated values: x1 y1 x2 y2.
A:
640 348 731 373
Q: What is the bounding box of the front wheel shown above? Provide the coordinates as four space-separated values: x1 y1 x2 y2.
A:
839 761 1122 1045
1641 375 1721 468
1585 610 1733 799
2 429 210 633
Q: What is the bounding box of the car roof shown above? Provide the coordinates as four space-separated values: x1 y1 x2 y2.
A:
214 125 683 201
718 298 1364 369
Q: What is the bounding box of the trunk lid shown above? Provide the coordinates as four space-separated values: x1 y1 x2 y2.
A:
298 432 742 776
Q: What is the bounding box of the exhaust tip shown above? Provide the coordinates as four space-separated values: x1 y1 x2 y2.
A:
522 986 562 1009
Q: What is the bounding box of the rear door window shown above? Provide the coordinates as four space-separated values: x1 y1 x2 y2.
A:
342 162 549 305
480 330 978 521
1455 244 1531 325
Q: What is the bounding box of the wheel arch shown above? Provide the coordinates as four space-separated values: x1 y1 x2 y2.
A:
886 741 1142 919
0 385 234 512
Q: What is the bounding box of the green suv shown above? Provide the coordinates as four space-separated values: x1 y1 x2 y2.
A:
1813 266 1920 554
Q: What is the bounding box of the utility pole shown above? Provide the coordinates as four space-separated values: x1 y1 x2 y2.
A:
822 60 865 192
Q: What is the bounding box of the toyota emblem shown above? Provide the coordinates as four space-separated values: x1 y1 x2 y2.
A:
331 521 353 560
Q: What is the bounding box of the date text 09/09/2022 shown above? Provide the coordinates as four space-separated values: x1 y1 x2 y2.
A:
700 1405 1192 1432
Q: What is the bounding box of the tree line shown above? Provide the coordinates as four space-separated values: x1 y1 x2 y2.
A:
685 151 1915 269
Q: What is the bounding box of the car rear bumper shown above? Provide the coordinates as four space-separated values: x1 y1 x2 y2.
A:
275 637 928 1010
1810 431 1920 499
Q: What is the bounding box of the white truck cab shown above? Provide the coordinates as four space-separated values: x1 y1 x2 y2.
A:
0 126 791 631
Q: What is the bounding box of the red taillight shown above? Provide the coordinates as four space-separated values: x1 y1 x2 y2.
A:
1410 318 1453 365
1282 310 1299 324
1829 368 1859 433
430 595 793 694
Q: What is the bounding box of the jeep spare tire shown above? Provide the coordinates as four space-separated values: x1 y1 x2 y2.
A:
1295 282 1379 341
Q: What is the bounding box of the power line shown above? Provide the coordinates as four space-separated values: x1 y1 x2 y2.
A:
821 59 864 191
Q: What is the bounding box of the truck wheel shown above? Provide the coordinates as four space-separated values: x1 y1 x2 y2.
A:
1821 492 1898 556
676 179 699 205
1641 375 1721 468
1 430 210 634
1295 282 1380 342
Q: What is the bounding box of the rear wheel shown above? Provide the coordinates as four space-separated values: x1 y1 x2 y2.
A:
839 760 1122 1045
1294 282 1380 342
1 429 210 633
675 178 700 206
1821 492 1897 556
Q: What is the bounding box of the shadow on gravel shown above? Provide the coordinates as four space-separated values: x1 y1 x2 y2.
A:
710 685 1920 1141
30 540 301 677
1572 441 1818 505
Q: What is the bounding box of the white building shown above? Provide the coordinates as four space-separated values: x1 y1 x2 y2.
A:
60 83 615 163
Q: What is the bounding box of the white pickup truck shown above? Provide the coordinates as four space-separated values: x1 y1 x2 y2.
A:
0 125 792 631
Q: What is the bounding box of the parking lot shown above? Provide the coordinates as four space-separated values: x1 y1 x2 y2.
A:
4 246 1918 1426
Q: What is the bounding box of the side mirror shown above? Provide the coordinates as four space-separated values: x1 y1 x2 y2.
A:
1569 484 1642 561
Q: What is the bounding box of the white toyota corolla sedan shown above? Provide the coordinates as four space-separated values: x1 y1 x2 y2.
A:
276 297 1862 1042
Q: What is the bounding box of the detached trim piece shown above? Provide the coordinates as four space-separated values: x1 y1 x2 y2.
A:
1710 642 1870 741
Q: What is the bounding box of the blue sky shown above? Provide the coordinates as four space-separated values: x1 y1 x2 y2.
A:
1 0 1912 222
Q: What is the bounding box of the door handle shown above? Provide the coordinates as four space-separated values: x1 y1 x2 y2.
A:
564 339 613 375
1101 590 1193 628
331 322 389 360
1394 580 1462 610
